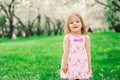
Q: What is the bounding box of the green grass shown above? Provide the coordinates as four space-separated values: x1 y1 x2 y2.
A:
0 31 120 80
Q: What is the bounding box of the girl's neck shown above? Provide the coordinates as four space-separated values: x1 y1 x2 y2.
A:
71 31 82 36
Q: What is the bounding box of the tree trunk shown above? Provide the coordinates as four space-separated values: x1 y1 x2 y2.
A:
8 20 14 38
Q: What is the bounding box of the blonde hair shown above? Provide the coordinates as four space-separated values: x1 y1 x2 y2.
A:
64 13 86 35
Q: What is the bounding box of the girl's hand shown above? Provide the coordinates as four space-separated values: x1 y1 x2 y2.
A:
88 65 92 74
62 65 68 73
88 64 91 70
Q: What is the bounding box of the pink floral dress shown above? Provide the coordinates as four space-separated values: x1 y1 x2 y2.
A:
60 34 92 79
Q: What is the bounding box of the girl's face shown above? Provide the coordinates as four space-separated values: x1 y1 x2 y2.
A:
68 15 82 33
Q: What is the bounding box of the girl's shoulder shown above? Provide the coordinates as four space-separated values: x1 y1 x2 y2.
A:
85 34 90 38
64 33 71 38
85 34 90 41
63 33 71 41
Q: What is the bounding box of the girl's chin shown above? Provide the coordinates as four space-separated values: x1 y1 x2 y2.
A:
72 29 80 32
71 30 80 33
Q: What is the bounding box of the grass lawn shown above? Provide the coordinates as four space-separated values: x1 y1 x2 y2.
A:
0 31 120 80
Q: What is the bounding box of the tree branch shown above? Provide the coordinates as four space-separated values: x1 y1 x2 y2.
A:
31 18 37 26
111 1 120 11
0 1 10 19
11 1 15 16
8 0 15 18
13 13 26 29
95 0 108 7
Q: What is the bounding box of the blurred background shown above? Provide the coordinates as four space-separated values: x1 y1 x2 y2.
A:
0 0 120 80
0 0 119 38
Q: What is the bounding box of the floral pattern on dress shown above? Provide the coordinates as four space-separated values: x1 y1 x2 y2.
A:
60 34 92 79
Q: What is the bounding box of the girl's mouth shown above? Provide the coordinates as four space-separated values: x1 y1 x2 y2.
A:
73 26 78 28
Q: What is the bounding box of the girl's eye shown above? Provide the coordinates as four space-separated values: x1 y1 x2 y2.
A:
76 21 80 23
70 22 73 24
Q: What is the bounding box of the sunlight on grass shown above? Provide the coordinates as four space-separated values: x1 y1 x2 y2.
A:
0 31 120 80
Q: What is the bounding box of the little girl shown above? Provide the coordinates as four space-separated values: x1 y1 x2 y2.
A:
60 13 92 80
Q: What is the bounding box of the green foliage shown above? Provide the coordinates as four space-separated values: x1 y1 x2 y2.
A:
0 31 120 80
0 14 6 26
105 0 119 30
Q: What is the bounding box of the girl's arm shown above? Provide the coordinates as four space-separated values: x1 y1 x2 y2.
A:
85 35 91 69
61 35 69 72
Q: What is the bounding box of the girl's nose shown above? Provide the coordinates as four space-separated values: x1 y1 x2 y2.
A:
73 22 77 25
